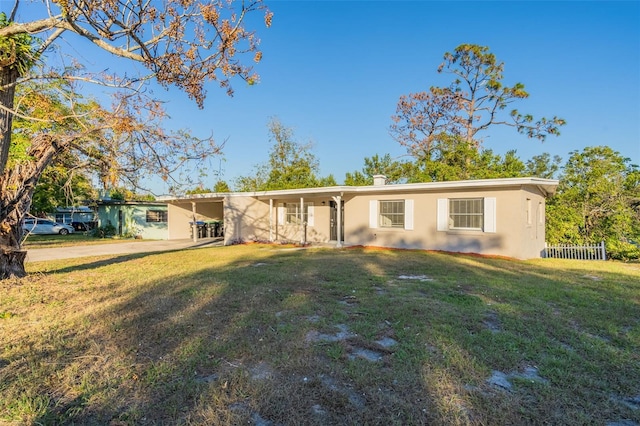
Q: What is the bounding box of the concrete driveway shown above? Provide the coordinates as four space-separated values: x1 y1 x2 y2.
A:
25 238 224 262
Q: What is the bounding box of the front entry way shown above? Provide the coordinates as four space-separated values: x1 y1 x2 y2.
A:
329 200 344 242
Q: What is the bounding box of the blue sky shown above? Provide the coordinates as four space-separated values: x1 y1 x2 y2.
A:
163 0 640 193
10 1 640 193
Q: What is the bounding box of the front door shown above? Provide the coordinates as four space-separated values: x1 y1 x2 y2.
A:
329 201 344 242
118 209 123 236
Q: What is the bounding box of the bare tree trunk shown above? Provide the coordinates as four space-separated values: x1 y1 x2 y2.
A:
0 134 60 279
0 65 19 176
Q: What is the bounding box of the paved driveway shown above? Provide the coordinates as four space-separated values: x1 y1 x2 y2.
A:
25 238 224 262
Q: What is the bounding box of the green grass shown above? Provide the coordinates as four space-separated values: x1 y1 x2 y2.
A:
1 245 639 425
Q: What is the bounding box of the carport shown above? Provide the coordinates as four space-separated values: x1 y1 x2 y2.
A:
164 195 225 242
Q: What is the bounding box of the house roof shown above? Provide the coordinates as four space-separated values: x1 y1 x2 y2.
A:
161 177 559 203
96 200 168 206
55 206 94 212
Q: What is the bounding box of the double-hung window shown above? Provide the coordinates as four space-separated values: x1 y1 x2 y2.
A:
369 199 414 230
437 197 496 233
449 198 483 230
285 203 306 225
379 200 405 228
282 202 314 226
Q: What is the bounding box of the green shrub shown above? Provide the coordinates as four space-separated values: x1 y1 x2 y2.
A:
606 239 640 261
92 223 117 239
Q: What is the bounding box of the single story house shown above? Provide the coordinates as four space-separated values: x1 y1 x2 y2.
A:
53 206 97 228
96 200 169 240
163 176 558 259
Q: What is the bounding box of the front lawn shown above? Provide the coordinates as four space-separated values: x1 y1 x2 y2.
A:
21 233 146 249
1 245 639 425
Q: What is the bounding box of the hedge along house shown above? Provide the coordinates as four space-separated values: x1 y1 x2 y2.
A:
165 177 558 259
96 200 169 239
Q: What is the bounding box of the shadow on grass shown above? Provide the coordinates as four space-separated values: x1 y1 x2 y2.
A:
34 243 225 274
37 253 155 273
3 246 639 425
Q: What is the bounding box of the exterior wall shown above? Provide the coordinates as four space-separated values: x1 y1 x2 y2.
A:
127 205 168 240
197 201 224 221
344 186 546 259
98 204 168 240
167 202 194 239
98 205 120 232
163 179 554 259
519 187 548 259
311 202 332 242
224 196 270 244
167 201 224 240
273 198 332 243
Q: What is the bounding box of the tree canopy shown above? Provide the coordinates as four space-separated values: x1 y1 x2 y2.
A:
546 146 639 259
0 0 271 278
235 118 335 192
344 154 407 186
344 136 550 185
390 44 566 160
1 0 271 172
30 152 94 216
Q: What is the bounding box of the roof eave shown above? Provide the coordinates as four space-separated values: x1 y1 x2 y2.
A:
163 177 560 202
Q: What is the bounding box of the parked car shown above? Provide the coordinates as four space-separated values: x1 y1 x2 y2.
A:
23 218 75 235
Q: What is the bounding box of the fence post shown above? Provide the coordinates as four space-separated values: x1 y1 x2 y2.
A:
600 240 606 260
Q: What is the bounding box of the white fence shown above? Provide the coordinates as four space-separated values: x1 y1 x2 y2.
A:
544 241 606 260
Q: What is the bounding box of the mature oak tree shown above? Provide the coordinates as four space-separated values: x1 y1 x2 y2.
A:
390 44 566 161
0 0 271 278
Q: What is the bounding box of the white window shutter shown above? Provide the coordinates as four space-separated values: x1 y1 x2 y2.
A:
437 199 448 231
278 203 285 224
484 197 496 233
369 200 378 228
405 199 414 230
307 203 314 227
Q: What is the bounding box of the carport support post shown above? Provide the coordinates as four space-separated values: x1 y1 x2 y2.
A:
335 194 343 248
300 196 305 245
269 199 274 242
191 201 198 242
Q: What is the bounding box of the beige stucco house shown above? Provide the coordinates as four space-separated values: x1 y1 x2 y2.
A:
163 176 558 259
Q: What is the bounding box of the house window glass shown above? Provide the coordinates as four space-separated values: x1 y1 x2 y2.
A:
379 200 405 228
55 213 72 224
449 198 483 230
285 203 309 224
146 210 167 223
